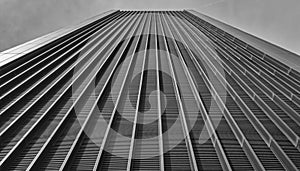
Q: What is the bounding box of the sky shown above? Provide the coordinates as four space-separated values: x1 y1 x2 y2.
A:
0 0 299 55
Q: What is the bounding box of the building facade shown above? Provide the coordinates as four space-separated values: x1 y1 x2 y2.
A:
0 10 300 170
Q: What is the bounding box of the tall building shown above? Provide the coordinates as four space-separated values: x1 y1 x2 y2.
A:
0 10 300 170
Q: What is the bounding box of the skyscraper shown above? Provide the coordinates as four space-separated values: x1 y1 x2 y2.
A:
0 10 300 170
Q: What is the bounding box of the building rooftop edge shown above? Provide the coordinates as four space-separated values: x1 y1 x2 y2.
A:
0 10 117 67
186 10 300 73
1 9 299 73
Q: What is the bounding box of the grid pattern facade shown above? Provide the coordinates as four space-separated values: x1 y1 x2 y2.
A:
0 10 300 171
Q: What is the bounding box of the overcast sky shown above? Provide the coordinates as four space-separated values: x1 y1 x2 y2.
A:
0 0 299 55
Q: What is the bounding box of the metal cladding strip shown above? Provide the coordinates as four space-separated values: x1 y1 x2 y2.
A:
0 11 135 170
93 12 146 171
202 21 300 121
184 12 300 105
179 11 298 170
259 71 300 105
0 10 116 56
0 16 124 124
178 11 294 169
228 44 300 104
0 10 118 68
0 11 121 97
210 33 300 147
191 16 300 165
157 12 199 171
0 11 125 116
175 11 266 170
174 11 266 171
126 13 150 171
60 12 147 171
0 11 119 86
154 12 165 171
0 10 298 170
25 11 141 170
58 11 144 170
0 11 123 104
202 34 299 170
183 10 300 148
0 11 130 141
292 95 300 108
192 14 300 146
0 12 127 152
185 22 268 171
220 37 300 125
214 35 300 171
164 11 232 171
249 61 300 100
187 11 300 91
189 10 300 84
179 10 272 144
0 11 117 70
165 11 225 168
212 25 300 104
162 11 227 169
186 10 300 76
168 11 230 169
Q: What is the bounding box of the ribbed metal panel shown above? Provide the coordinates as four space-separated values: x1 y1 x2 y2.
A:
0 10 300 171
